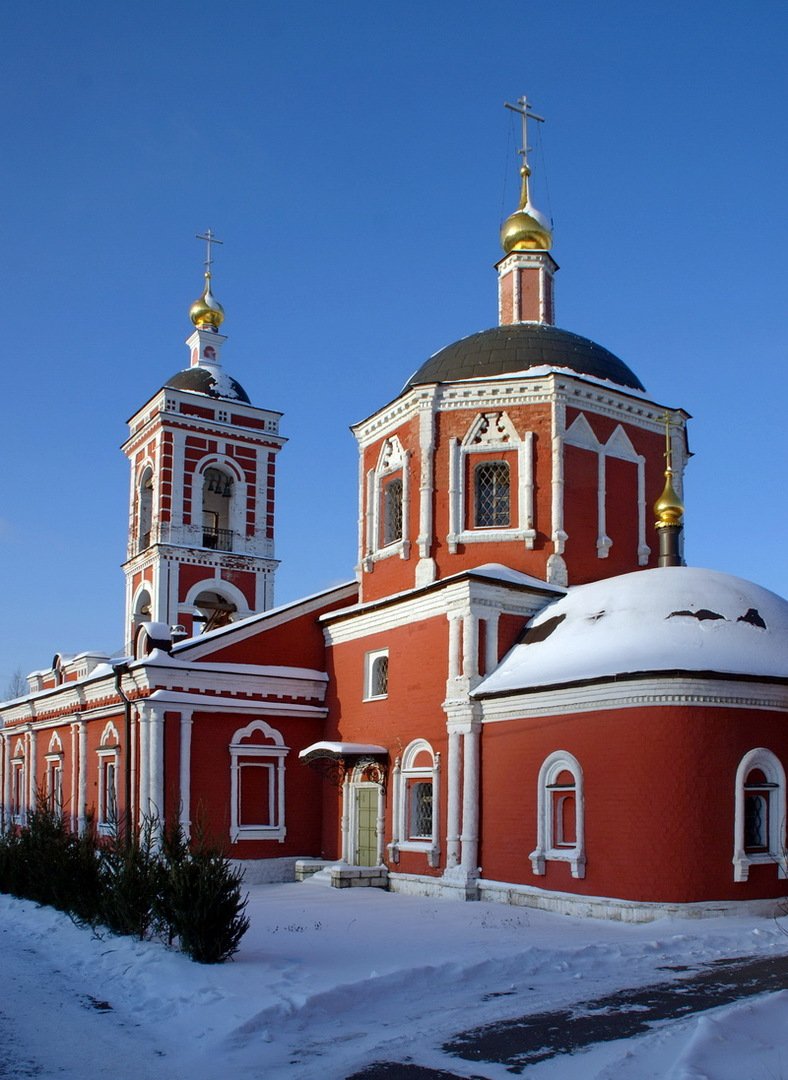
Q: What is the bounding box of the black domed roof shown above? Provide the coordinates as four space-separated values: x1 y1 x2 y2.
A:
164 367 251 404
405 324 645 393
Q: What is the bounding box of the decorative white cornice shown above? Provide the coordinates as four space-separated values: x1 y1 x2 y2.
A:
478 674 788 722
322 575 551 646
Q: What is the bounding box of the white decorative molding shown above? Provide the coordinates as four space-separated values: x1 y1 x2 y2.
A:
732 747 788 882
529 750 586 879
229 719 288 843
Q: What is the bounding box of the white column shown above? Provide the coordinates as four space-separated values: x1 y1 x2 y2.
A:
375 785 385 865
70 723 79 832
636 455 650 564
447 437 460 552
340 776 351 863
77 721 88 835
521 430 536 547
551 402 566 553
484 612 500 674
447 614 462 682
430 751 441 868
596 451 612 557
1 734 9 828
28 730 38 813
462 613 478 681
416 399 437 584
389 756 401 860
179 712 193 838
445 730 461 869
460 726 480 876
148 705 165 827
137 707 150 825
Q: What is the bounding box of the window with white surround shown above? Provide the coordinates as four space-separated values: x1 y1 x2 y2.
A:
11 739 26 824
389 739 440 866
97 722 120 834
364 649 389 700
45 732 64 817
447 411 536 551
363 435 410 566
530 751 586 879
733 748 787 882
229 720 288 842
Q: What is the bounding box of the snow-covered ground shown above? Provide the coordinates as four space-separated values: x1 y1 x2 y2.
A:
1 876 788 1079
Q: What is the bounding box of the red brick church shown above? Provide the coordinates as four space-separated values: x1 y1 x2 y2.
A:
3 106 787 921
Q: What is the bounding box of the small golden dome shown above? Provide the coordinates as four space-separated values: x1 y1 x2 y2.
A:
500 165 552 253
189 272 225 330
654 470 685 528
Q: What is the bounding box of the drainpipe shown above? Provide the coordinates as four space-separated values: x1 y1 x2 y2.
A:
112 661 133 838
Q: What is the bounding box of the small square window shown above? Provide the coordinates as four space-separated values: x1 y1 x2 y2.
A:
364 649 389 700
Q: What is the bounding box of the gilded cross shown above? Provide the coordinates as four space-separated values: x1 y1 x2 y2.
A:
504 95 545 171
196 229 223 273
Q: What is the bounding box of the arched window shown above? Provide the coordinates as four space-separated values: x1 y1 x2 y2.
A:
733 748 787 882
474 461 510 528
229 720 288 843
10 738 27 825
45 732 64 818
97 722 120 835
383 477 403 546
193 589 237 634
364 649 389 700
137 467 154 552
530 751 586 879
389 739 440 867
202 467 234 550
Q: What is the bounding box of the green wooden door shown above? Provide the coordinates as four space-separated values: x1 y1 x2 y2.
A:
355 787 378 866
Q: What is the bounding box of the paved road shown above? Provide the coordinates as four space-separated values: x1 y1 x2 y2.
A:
350 953 788 1079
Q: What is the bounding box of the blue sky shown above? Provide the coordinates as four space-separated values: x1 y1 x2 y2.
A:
2 1 787 690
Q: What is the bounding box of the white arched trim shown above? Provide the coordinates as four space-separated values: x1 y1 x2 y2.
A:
192 454 247 544
733 747 787 882
229 719 288 843
363 435 411 567
132 582 153 617
47 731 64 755
100 721 120 748
389 738 441 867
183 576 252 618
530 750 586 879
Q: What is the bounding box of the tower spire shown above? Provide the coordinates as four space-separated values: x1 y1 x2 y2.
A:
500 96 552 253
497 95 557 326
189 229 225 331
654 411 685 567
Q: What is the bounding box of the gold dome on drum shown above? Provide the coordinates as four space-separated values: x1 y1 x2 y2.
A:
500 164 553 253
189 272 225 330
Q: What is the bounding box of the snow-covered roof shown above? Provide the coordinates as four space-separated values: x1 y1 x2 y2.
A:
299 741 388 761
476 566 788 697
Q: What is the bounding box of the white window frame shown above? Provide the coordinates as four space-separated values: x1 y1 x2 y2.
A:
229 720 288 843
733 747 787 882
530 750 586 879
389 739 440 867
11 738 27 825
96 722 120 835
363 436 410 566
364 649 389 701
45 732 64 817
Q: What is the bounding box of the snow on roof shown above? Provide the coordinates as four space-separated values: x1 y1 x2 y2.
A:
476 566 788 696
468 563 566 591
299 741 388 760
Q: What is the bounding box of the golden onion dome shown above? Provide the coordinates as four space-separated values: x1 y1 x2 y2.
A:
654 470 685 528
500 164 552 253
189 272 225 330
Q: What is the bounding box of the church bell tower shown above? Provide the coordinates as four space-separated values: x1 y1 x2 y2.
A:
121 233 285 651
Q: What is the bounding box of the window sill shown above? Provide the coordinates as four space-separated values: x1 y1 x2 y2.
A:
530 846 586 879
363 539 411 569
231 825 286 843
448 527 536 552
733 850 788 882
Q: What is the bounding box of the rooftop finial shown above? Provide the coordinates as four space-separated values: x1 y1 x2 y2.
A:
189 229 225 330
654 411 686 567
500 96 552 253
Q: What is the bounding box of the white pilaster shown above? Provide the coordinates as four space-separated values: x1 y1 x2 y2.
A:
78 721 88 835
148 705 165 827
484 612 500 674
446 730 461 869
179 712 193 838
28 730 37 813
460 724 480 876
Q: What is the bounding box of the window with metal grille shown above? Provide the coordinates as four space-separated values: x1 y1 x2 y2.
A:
383 477 403 545
409 781 433 839
744 768 776 851
474 460 510 527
